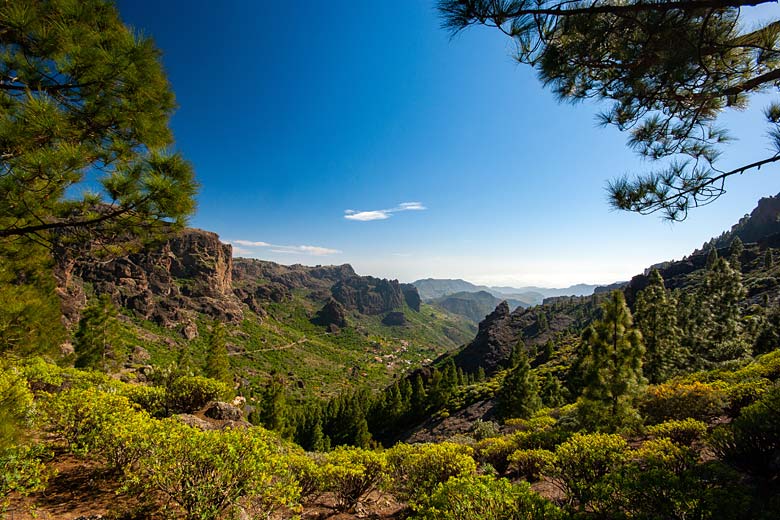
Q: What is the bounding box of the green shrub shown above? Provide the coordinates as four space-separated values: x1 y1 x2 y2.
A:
473 435 520 475
646 418 708 446
640 382 726 423
127 422 299 520
621 439 700 520
753 350 780 381
504 415 557 433
507 449 554 481
549 432 629 514
413 475 563 520
165 375 228 413
471 419 501 440
123 384 169 417
514 426 572 452
22 359 119 394
723 378 771 416
321 447 387 512
98 408 157 472
634 438 696 474
710 383 780 479
386 442 476 503
0 444 52 513
0 362 36 448
287 451 324 503
20 357 66 394
45 388 140 455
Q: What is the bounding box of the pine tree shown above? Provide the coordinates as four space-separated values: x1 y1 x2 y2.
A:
74 295 121 371
204 322 232 386
0 0 196 246
438 1 780 220
310 417 326 452
353 417 372 448
706 247 719 270
754 305 780 355
259 375 287 434
540 372 565 408
410 375 428 416
634 270 683 383
496 350 541 419
508 341 525 369
698 257 749 364
0 240 64 357
729 237 744 269
540 339 555 364
443 360 459 389
675 289 702 367
577 291 645 431
427 368 447 410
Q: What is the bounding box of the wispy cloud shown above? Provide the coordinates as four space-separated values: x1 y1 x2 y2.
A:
231 240 341 256
344 201 426 222
233 240 271 247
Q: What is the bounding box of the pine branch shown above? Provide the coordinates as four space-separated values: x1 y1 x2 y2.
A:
0 198 150 238
444 0 778 28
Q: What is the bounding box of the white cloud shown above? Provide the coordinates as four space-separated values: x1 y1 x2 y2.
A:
298 245 341 255
345 210 392 221
344 201 427 222
233 239 271 247
230 240 341 256
397 202 425 211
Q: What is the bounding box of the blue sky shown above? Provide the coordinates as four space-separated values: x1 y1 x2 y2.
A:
117 1 779 287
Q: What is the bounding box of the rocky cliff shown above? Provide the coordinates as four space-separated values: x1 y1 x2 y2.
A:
703 192 780 251
450 294 606 375
56 229 424 335
330 276 404 315
56 229 243 332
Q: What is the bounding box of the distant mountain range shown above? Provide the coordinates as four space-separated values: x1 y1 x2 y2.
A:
412 278 605 306
430 290 528 324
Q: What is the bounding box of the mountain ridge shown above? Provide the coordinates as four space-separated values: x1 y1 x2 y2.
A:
412 278 607 305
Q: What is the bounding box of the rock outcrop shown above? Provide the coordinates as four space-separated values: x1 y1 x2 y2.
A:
451 295 603 376
55 229 425 334
401 284 422 311
232 259 356 297
203 401 244 421
331 276 404 315
56 229 243 328
382 311 407 326
452 301 515 374
312 298 348 328
704 192 780 250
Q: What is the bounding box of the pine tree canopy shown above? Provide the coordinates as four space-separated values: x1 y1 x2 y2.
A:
634 269 684 383
577 290 645 429
438 0 780 220
0 0 197 248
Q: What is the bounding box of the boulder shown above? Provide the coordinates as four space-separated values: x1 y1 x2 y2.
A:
176 414 218 430
181 320 199 340
203 401 243 421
